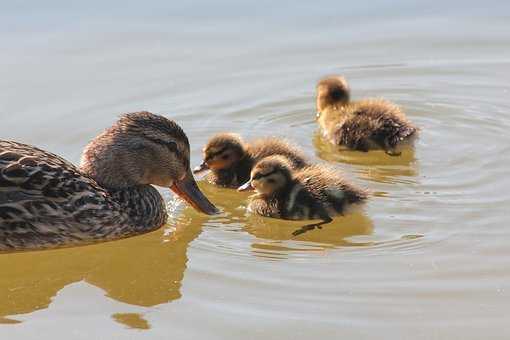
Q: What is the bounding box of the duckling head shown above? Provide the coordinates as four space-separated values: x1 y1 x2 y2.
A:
238 156 292 196
80 111 218 215
316 75 350 115
193 133 246 173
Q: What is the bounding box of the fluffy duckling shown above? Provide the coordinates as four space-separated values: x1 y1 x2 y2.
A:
316 75 418 155
238 156 367 222
193 133 308 188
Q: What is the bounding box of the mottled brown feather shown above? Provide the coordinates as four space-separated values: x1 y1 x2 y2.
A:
0 140 166 250
0 111 202 251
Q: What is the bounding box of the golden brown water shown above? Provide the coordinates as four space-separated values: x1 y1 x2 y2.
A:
1 1 510 339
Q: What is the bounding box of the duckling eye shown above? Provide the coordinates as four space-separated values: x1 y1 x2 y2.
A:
267 178 275 184
221 154 229 160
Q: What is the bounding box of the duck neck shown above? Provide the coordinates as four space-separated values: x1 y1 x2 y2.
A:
107 185 167 236
263 180 296 203
79 156 167 237
318 106 347 137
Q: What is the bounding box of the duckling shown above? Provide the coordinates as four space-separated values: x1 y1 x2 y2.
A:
193 133 308 188
238 156 367 223
0 111 218 251
316 75 418 155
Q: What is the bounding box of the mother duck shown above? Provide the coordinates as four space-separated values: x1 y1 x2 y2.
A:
0 112 218 251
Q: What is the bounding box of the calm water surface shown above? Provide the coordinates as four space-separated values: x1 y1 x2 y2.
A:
1 1 510 339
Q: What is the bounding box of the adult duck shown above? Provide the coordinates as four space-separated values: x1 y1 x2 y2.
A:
0 112 218 251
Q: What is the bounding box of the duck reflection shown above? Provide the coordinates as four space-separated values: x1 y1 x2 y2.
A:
112 313 151 330
313 132 418 184
0 203 209 324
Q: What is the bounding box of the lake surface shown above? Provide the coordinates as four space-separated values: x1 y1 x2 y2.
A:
1 1 510 339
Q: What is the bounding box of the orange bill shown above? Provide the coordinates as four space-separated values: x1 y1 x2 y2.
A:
170 170 219 215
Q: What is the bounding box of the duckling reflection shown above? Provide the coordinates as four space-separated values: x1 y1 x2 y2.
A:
313 132 418 184
0 205 210 323
197 179 373 251
245 211 374 251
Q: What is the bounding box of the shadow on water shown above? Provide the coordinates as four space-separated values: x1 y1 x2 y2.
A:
0 205 211 326
312 132 419 185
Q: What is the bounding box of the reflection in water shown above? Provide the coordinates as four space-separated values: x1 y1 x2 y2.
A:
0 206 208 324
112 313 150 330
0 317 21 325
246 212 374 255
313 132 418 184
195 181 374 256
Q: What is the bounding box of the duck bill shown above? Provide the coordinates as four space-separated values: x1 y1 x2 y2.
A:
237 180 252 192
171 171 219 215
192 161 209 174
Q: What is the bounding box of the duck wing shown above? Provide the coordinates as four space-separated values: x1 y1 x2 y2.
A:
0 140 118 249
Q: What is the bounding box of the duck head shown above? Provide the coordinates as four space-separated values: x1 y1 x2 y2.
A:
80 111 219 215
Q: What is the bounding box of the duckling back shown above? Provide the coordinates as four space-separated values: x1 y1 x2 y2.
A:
248 137 308 169
316 75 418 153
332 99 418 152
294 164 368 217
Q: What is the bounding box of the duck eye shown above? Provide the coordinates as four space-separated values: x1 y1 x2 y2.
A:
267 178 275 184
221 154 229 160
166 141 178 152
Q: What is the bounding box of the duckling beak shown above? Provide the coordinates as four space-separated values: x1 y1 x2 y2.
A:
237 180 252 191
171 170 219 215
192 161 209 174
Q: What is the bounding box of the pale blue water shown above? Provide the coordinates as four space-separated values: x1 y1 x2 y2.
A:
1 1 510 339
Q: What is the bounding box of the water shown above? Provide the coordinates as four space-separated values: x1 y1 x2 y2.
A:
1 1 510 339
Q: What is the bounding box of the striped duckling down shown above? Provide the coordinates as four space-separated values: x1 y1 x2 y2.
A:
315 75 418 155
193 133 308 188
238 156 368 221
